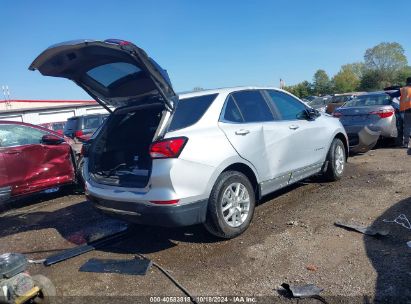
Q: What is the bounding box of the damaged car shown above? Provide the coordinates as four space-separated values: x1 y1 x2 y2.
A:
333 91 402 153
30 39 348 238
0 121 77 203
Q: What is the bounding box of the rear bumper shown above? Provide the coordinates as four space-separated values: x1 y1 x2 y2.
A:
88 195 208 227
345 126 380 153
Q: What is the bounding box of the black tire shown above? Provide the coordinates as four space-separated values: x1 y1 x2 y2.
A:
204 171 255 239
32 274 56 304
323 138 346 181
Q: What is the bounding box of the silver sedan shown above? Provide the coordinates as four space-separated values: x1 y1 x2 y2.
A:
333 91 401 153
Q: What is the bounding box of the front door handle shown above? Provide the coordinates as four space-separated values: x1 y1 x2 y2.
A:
235 129 250 136
289 125 299 130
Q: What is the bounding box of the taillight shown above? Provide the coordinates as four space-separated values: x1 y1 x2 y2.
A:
150 200 179 205
333 112 342 118
149 137 188 159
74 130 83 138
369 109 394 119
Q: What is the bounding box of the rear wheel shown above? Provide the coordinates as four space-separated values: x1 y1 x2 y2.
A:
323 138 346 181
204 171 255 239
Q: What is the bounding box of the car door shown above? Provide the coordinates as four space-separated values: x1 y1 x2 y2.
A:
263 90 329 183
218 90 275 182
0 124 75 197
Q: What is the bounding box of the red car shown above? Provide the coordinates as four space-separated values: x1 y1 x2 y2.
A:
0 121 76 202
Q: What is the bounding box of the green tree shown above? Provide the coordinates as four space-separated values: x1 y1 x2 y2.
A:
313 69 331 95
332 63 363 93
363 42 408 87
284 80 313 98
395 66 411 86
359 70 383 91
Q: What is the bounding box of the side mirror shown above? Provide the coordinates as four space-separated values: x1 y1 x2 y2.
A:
41 134 64 145
305 108 320 120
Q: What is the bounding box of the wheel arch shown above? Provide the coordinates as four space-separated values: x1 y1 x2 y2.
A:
221 162 260 200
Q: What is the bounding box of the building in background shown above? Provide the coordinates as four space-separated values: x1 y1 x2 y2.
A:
0 99 108 124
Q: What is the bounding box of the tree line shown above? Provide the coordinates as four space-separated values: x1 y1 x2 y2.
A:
284 42 411 98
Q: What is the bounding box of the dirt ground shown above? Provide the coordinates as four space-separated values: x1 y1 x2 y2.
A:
0 147 410 303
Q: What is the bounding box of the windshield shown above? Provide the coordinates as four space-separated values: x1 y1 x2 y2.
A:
344 94 392 107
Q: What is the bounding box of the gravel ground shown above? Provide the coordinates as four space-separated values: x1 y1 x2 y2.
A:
0 147 410 303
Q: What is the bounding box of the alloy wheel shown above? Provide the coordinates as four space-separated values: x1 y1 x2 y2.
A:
335 145 345 174
221 182 250 227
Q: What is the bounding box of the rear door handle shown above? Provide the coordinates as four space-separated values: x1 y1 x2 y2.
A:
289 125 299 130
235 129 250 136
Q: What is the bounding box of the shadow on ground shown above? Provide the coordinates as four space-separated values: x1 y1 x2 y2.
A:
0 178 313 257
0 199 222 255
364 196 411 303
0 185 83 214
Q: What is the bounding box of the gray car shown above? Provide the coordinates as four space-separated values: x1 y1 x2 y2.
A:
30 39 348 238
333 91 401 153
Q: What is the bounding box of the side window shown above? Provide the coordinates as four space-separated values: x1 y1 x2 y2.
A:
169 94 218 131
84 116 101 129
267 91 307 120
222 96 244 123
0 125 47 147
231 91 274 122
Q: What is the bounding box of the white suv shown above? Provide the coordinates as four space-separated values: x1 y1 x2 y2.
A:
31 39 348 238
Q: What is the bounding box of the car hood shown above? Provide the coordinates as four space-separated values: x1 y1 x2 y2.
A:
29 39 177 112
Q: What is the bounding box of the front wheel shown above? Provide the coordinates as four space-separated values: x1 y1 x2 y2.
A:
204 171 255 239
323 138 346 181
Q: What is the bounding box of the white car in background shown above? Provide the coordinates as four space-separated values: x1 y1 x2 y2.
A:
31 39 348 238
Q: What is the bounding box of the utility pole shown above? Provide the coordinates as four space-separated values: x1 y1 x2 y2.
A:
2 85 11 109
280 79 285 89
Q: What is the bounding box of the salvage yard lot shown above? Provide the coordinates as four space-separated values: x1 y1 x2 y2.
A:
0 148 410 302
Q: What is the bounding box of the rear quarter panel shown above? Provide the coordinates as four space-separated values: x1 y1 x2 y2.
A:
165 124 259 202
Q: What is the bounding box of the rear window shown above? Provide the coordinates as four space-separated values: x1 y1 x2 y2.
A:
84 116 102 129
52 122 64 131
331 95 352 103
344 94 391 107
64 118 78 131
168 94 218 131
86 62 141 87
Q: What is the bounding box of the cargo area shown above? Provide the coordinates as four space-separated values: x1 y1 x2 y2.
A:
88 104 164 188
